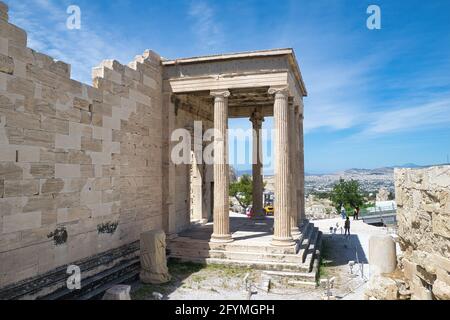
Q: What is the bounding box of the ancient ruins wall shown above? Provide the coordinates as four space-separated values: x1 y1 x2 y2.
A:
395 165 450 299
0 3 164 289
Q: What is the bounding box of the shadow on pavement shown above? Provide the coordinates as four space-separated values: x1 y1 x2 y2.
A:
321 234 368 267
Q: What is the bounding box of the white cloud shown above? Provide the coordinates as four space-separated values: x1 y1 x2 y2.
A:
188 1 224 51
302 57 380 132
361 97 450 136
8 0 142 84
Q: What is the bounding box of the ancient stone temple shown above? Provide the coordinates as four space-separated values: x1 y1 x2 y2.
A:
0 2 320 299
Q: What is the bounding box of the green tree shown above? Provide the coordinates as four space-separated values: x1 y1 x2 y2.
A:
229 174 253 211
330 178 364 212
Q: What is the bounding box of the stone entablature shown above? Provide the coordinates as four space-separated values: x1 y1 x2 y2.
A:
395 165 450 300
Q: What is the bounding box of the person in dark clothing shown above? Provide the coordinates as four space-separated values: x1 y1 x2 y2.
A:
344 217 351 236
354 207 360 220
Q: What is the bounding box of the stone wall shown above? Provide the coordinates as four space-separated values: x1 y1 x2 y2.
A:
395 165 450 300
0 2 164 289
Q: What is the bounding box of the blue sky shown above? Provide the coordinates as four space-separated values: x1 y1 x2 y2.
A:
7 0 450 174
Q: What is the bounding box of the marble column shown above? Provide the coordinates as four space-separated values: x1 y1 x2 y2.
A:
250 111 264 219
290 105 300 237
298 105 306 223
269 87 295 247
210 90 233 243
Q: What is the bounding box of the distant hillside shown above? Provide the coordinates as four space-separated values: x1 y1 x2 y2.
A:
235 169 252 177
340 163 438 176
237 163 447 177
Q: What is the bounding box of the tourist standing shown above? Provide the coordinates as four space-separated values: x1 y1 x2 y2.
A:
344 217 351 237
354 207 360 220
341 206 347 220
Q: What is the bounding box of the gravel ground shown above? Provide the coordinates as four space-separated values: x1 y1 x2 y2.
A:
131 218 390 300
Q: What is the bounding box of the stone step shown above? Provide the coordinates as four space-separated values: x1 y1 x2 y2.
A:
168 247 305 264
304 229 322 272
0 241 140 300
298 225 316 262
296 221 312 245
169 256 311 272
168 221 323 276
168 239 297 255
40 258 140 300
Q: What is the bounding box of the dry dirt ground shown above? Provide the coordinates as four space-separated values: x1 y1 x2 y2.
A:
130 218 390 300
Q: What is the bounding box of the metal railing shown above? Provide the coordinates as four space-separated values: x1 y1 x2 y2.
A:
361 204 397 226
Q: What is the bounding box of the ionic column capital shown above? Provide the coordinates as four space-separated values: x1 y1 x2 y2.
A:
268 86 289 97
210 90 231 99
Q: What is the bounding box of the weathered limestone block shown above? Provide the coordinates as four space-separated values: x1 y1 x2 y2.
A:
411 276 433 300
49 61 71 78
432 212 450 238
432 254 450 273
23 129 54 148
92 112 103 126
0 162 23 180
6 111 41 130
55 192 80 208
0 53 13 74
8 45 34 67
40 178 64 194
56 206 90 224
3 211 42 233
0 37 7 57
102 285 131 300
0 1 8 22
411 250 437 276
433 279 450 300
402 258 417 281
365 275 399 300
4 179 39 197
81 136 102 152
0 95 14 110
73 97 90 111
81 164 96 178
140 230 171 284
23 195 54 212
91 101 112 116
16 146 40 163
59 150 91 165
7 76 34 99
0 20 27 48
30 164 54 179
55 164 81 178
369 235 397 275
